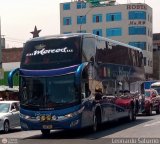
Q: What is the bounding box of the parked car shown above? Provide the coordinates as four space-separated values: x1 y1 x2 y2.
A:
0 101 20 133
138 89 160 115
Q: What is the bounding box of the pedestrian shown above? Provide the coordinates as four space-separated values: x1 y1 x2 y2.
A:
95 87 102 100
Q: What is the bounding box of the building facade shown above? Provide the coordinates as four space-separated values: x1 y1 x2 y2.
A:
60 0 153 79
153 33 160 80
0 48 22 86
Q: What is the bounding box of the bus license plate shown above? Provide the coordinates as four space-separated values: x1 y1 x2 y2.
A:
42 125 52 129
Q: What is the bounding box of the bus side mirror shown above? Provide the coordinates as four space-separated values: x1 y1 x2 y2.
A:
81 93 85 99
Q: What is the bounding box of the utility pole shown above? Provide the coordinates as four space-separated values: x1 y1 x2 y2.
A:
0 18 2 68
0 17 3 80
79 6 94 33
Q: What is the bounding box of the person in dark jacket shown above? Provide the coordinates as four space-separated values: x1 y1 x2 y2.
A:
95 87 102 100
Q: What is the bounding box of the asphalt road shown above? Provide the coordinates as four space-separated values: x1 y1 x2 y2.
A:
1 112 160 144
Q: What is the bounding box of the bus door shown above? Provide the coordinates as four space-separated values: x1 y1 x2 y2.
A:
80 65 94 127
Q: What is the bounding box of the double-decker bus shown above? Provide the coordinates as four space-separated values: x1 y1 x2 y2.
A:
8 33 145 135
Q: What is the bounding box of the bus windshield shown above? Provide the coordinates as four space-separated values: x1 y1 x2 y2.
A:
20 74 80 110
21 37 81 70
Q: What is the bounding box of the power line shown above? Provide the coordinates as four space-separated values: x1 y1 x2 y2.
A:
5 37 25 42
5 40 24 44
5 37 25 44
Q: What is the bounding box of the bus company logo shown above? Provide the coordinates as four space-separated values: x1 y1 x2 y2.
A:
26 47 73 56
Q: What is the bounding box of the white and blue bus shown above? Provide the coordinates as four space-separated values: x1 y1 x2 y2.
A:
8 33 145 135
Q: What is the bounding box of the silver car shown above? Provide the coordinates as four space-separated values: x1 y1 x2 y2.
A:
0 101 20 133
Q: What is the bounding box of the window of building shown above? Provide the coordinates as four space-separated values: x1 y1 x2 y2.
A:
93 29 102 36
93 14 102 23
77 2 86 9
153 34 160 40
63 3 70 10
129 11 146 20
106 12 122 21
129 26 146 35
128 42 146 50
63 17 72 25
77 16 86 24
106 28 122 37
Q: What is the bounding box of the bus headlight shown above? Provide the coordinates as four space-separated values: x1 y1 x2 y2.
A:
46 115 52 121
64 106 85 119
36 116 40 121
40 115 46 121
52 115 57 121
65 113 74 118
20 113 31 120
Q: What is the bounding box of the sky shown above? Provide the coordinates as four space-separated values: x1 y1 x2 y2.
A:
0 0 159 48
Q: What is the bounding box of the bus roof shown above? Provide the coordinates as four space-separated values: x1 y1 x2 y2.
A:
26 33 142 52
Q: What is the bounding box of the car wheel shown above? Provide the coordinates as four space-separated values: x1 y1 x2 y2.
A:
146 105 152 116
128 106 136 121
41 129 50 136
3 120 9 133
156 105 160 114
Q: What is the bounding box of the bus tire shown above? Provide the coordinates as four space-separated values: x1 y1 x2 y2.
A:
92 109 101 132
41 129 50 136
92 114 98 132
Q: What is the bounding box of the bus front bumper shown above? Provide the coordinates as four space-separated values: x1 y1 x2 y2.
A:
20 115 81 131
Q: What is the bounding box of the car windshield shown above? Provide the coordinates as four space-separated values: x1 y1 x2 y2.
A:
20 74 80 110
151 86 160 94
0 103 10 113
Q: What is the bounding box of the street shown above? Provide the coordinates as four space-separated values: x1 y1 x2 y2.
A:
1 112 160 144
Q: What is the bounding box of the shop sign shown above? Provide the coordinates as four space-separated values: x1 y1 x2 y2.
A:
127 4 147 10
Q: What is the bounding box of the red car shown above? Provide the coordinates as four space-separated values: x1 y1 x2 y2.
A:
139 89 160 115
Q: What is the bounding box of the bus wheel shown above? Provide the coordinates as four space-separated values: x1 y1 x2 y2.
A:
92 114 98 132
41 129 50 136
